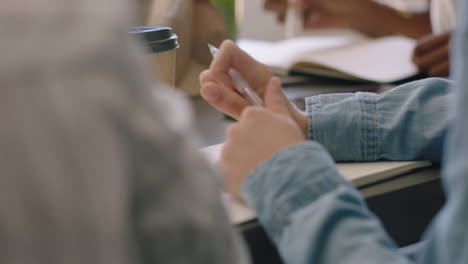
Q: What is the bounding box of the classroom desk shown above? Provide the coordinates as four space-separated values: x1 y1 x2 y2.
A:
191 77 445 264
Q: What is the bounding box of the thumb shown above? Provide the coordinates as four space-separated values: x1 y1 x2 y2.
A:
264 77 290 116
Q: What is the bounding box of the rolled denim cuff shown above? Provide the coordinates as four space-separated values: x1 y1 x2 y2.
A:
306 92 379 161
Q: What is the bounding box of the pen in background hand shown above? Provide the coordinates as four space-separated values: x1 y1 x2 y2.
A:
208 44 264 107
285 5 304 38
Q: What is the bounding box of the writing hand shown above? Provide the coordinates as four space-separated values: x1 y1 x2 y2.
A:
220 77 306 201
199 40 308 137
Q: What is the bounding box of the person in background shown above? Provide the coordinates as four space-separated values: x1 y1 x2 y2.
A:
264 0 454 77
199 0 468 260
0 0 249 263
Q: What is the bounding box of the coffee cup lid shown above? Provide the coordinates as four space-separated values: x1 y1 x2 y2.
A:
129 26 179 53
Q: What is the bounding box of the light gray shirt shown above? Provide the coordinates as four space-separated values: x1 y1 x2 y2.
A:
0 0 248 263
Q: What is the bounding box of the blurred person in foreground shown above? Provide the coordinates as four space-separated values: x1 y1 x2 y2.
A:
264 0 454 77
0 0 249 263
199 0 468 262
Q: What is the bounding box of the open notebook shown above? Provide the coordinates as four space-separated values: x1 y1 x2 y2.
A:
201 143 432 224
238 33 418 83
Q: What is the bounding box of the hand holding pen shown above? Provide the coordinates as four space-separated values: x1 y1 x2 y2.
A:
208 44 264 107
199 40 273 120
200 42 307 199
199 40 308 137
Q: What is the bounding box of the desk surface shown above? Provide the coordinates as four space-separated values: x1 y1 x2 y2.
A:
202 143 439 225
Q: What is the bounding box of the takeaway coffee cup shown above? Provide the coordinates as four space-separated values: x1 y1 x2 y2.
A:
130 26 179 87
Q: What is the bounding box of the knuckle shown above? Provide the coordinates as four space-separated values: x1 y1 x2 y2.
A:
221 39 236 52
226 124 241 138
227 96 246 111
242 107 263 120
199 70 211 84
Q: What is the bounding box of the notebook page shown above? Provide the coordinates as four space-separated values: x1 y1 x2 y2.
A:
237 33 364 70
300 36 418 83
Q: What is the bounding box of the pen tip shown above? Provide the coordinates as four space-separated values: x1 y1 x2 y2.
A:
208 43 218 56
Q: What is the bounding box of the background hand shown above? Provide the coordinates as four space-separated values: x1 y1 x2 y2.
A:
264 0 289 23
263 0 380 33
262 0 431 38
199 40 308 137
412 31 451 77
220 78 306 200
263 0 308 23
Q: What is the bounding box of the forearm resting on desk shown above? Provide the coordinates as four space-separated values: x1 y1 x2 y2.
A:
243 142 411 264
305 78 452 162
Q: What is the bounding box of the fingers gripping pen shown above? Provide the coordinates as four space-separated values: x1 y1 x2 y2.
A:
208 44 264 107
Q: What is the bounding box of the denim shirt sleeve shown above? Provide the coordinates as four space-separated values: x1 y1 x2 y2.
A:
242 33 468 264
242 142 412 264
306 78 453 162
417 0 468 262
242 76 467 264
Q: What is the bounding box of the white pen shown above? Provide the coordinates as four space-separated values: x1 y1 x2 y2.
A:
208 44 264 107
285 5 304 38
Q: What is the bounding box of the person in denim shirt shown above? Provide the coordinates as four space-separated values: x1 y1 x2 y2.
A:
199 0 468 262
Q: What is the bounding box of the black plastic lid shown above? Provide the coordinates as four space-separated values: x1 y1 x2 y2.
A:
129 26 179 53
